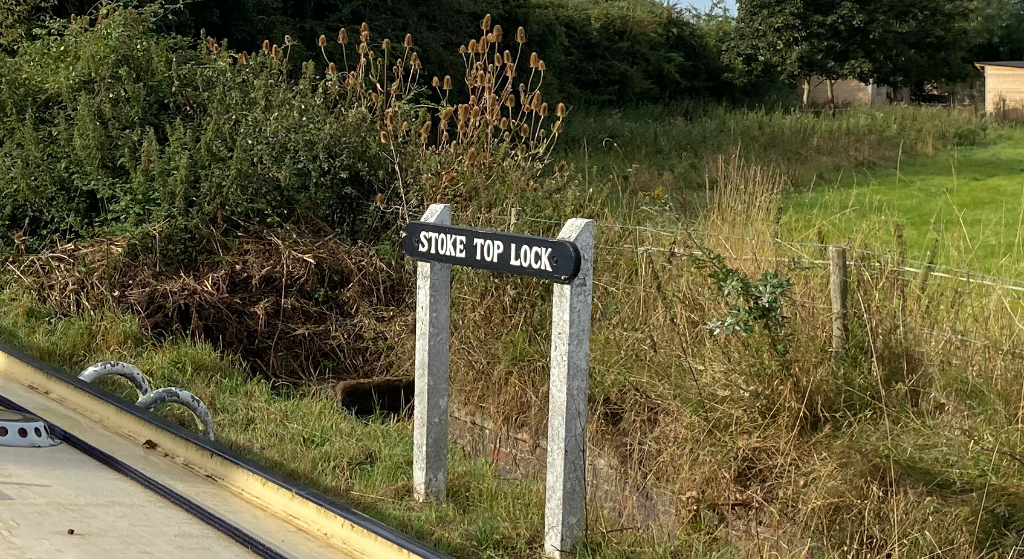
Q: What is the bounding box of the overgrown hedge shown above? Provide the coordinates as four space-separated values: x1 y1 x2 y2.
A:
38 0 726 106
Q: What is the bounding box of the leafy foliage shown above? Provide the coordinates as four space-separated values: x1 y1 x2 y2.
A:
695 248 793 357
0 4 571 260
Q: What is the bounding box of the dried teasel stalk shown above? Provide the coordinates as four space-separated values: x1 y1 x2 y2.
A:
493 25 503 43
557 103 567 117
262 40 271 54
443 76 453 90
405 34 413 48
516 27 526 44
530 52 539 69
338 29 348 44
482 14 492 32
318 34 328 47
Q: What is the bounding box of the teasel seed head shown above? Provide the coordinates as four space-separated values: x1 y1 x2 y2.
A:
530 52 539 68
538 60 546 71
379 130 390 144
503 131 512 142
328 62 337 75
382 38 391 51
401 121 410 134
318 34 328 47
556 161 567 174
358 43 367 54
539 129 547 138
338 28 348 44
518 83 526 94
494 53 502 67
504 95 516 108
271 44 280 58
371 91 380 105
553 121 563 134
361 30 369 43
240 51 250 65
405 34 413 48
420 120 432 137
505 63 515 78
262 40 271 54
557 102 566 117
443 75 453 90
468 39 477 53
360 22 369 33
467 147 478 164
539 102 548 117
441 131 449 145
516 27 526 44
493 26 503 42
284 34 293 45
459 45 467 54
432 76 440 88
268 79 275 88
531 92 542 111
503 51 512 65
517 145 527 157
386 111 395 128
520 123 530 137
499 117 509 130
441 107 454 122
482 14 492 31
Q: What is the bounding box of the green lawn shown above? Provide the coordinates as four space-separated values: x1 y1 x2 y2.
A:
784 127 1024 277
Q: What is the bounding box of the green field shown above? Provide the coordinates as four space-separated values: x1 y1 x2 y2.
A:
784 127 1024 277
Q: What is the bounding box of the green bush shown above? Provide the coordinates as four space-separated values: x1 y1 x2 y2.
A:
0 6 400 257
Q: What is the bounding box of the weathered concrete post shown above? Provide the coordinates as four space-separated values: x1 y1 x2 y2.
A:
829 246 848 357
545 218 595 559
413 204 452 502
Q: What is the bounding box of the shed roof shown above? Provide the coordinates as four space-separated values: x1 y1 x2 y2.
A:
975 61 1024 70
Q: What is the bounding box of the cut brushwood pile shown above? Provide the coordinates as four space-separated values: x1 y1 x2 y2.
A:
11 230 413 385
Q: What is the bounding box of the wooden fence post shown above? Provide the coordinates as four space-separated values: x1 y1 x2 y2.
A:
829 246 848 356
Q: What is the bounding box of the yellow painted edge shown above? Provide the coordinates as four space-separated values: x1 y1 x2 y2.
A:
0 352 423 559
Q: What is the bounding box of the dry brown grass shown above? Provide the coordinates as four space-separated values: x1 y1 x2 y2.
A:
12 230 412 385
435 154 1024 557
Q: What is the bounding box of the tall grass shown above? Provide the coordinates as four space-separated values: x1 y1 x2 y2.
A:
442 149 1024 557
556 104 988 208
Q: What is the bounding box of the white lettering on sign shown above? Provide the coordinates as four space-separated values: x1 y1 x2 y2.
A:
510 243 553 271
419 232 468 258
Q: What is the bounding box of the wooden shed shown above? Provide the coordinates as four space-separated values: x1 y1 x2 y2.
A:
975 61 1024 115
800 78 909 106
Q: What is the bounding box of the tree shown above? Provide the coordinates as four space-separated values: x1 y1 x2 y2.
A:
862 0 973 92
726 0 868 106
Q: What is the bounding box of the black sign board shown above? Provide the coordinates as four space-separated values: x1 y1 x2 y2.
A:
402 222 582 284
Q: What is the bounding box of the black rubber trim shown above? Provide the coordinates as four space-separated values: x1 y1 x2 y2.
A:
0 342 453 559
0 394 292 559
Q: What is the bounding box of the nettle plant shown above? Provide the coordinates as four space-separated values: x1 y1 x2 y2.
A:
694 248 793 357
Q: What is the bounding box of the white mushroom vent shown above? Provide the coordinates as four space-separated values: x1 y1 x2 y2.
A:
0 409 60 448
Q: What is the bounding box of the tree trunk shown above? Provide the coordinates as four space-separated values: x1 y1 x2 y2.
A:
802 78 811 106
826 79 836 116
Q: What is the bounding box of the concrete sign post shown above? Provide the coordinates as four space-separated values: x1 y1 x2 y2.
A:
412 204 452 502
544 219 594 559
403 208 595 558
